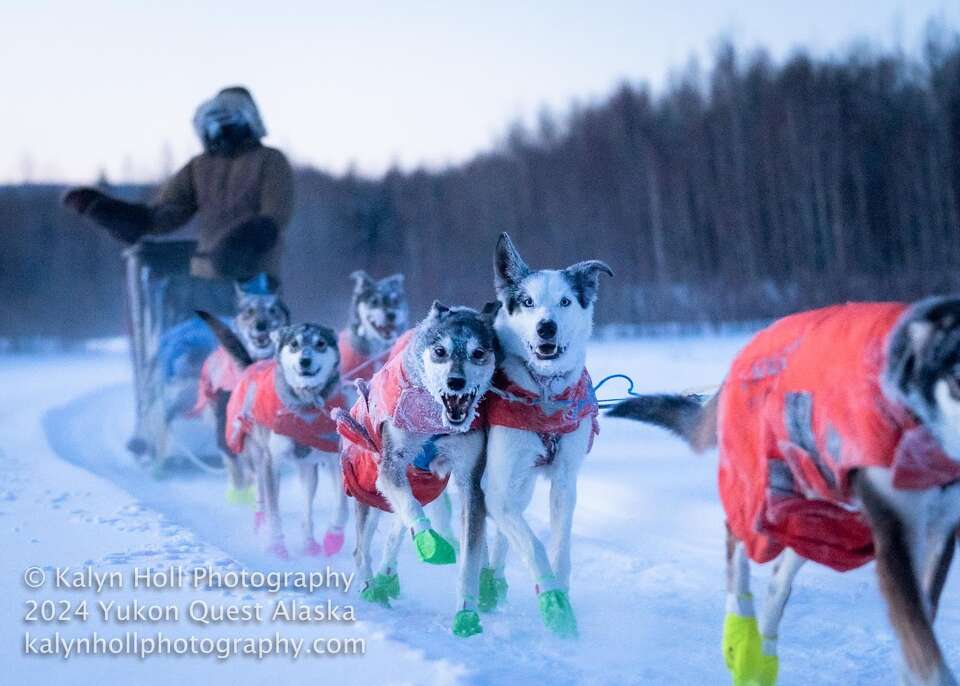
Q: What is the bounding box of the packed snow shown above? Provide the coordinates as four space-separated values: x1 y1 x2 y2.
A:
2 336 959 685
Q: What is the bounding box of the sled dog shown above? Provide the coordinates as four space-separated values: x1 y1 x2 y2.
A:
193 274 289 503
610 298 960 686
482 232 612 638
335 301 499 637
199 312 348 559
339 270 409 387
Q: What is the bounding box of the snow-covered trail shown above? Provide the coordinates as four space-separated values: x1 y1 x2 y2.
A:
4 338 960 684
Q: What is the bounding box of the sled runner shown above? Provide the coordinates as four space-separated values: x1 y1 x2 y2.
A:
123 240 233 472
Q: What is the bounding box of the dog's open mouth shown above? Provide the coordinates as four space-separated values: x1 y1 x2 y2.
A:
367 318 398 340
441 391 476 425
533 342 564 360
250 333 272 349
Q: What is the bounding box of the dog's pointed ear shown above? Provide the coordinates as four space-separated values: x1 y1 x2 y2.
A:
563 260 614 308
494 232 530 292
480 300 502 325
350 270 374 293
429 300 451 320
381 273 405 291
233 280 246 299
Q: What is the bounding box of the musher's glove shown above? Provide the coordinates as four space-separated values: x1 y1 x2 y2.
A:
62 187 151 244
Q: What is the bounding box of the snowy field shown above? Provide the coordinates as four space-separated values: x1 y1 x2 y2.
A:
2 336 960 685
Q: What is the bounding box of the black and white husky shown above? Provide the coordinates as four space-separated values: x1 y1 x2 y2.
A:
482 233 612 638
200 313 348 559
610 297 960 686
346 301 500 637
202 277 289 501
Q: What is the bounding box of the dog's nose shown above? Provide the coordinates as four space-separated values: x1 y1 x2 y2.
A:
386 311 397 322
447 377 466 392
537 319 557 340
299 357 312 369
255 320 268 332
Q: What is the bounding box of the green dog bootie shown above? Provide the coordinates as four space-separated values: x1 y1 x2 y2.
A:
452 609 483 637
538 589 578 639
722 613 778 686
413 529 456 565
360 574 399 608
478 568 508 612
225 485 256 506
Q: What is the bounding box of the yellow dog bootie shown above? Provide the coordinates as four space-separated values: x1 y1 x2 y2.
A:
722 600 778 686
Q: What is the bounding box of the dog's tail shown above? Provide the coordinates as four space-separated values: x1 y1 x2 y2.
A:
606 390 719 453
196 310 254 369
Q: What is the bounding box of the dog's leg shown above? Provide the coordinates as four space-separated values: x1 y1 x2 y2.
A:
363 515 405 605
376 428 455 565
479 525 510 613
260 446 288 559
758 548 805 659
356 503 394 607
427 491 456 545
217 394 251 505
924 534 956 623
722 525 778 686
451 448 487 637
485 428 574 636
548 461 580 593
856 470 956 686
298 460 321 556
319 454 347 556
251 446 266 533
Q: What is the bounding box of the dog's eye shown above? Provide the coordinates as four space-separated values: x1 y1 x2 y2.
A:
268 306 279 316
289 340 299 352
520 295 534 308
243 307 256 317
315 340 327 351
471 348 487 362
559 296 572 307
433 346 448 359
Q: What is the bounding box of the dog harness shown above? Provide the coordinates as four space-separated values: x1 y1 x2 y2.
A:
336 337 482 512
486 368 600 465
338 330 405 383
191 346 243 415
719 302 960 572
226 360 344 455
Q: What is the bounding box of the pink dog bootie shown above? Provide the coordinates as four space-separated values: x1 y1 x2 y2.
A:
323 527 345 556
253 510 266 533
303 537 324 557
267 540 290 559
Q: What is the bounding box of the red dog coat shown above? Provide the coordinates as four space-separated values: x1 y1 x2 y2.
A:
191 346 243 415
486 369 600 463
338 330 407 383
719 302 960 572
337 335 482 512
226 360 344 455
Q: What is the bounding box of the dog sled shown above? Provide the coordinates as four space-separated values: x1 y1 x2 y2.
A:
123 240 232 475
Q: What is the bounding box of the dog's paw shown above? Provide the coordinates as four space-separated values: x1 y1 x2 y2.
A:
266 541 289 560
253 511 265 533
322 528 345 556
722 613 778 686
360 574 398 608
303 538 324 557
478 567 508 612
538 589 578 639
452 609 483 637
226 486 256 507
413 529 456 565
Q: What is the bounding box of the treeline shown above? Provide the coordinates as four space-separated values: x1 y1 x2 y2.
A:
5 29 960 339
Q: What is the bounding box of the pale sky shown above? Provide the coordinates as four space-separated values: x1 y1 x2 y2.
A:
2 0 958 184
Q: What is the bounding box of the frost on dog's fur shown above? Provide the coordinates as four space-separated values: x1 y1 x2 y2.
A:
404 300 499 431
233 283 289 361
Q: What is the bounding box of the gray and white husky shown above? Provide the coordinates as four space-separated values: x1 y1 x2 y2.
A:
350 301 500 637
482 233 612 637
200 314 348 559
211 278 290 500
343 270 409 373
609 296 960 686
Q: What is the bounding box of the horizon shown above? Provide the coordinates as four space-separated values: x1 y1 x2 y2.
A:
3 1 958 185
